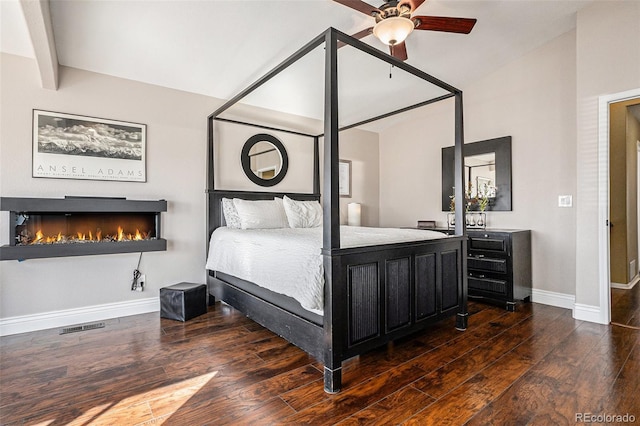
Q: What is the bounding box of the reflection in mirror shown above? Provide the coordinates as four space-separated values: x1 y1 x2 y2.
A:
249 141 281 180
241 134 289 187
465 153 496 198
441 136 512 211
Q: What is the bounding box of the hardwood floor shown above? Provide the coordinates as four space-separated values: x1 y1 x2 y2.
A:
1 300 638 425
612 282 640 328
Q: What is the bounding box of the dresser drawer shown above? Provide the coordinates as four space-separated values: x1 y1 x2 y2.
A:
468 276 508 296
468 236 506 252
468 256 507 273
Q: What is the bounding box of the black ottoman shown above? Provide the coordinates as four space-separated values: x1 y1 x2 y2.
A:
160 282 207 321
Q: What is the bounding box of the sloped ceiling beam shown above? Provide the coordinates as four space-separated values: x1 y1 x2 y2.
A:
20 0 58 90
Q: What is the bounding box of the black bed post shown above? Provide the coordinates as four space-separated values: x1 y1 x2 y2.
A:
206 116 215 305
313 136 321 196
454 91 468 330
322 28 343 394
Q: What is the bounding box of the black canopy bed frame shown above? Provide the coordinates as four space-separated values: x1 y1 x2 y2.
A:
206 28 468 394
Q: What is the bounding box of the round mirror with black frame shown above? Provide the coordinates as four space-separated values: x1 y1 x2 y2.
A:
241 133 289 187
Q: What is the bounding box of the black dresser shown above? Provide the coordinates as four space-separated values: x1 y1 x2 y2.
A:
466 229 531 310
434 228 532 311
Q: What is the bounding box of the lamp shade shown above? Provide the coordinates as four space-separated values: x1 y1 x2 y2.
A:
372 16 415 46
347 203 361 226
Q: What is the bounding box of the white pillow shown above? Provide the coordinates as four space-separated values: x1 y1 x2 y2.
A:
283 195 322 228
222 198 242 229
233 198 289 229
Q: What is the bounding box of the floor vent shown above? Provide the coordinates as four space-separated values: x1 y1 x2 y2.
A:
60 322 105 335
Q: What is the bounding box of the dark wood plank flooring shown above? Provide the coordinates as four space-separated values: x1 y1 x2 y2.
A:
612 282 640 328
1 300 638 425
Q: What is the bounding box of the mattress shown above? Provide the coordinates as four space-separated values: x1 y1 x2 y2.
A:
205 226 447 315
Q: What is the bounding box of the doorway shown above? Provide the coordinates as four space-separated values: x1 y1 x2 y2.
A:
598 88 640 326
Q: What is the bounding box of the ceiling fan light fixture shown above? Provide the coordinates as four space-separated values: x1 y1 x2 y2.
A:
373 16 415 46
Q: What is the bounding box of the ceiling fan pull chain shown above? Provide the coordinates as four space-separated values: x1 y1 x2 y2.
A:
389 63 393 79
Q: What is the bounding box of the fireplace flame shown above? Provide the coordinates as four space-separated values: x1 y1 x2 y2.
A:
26 225 150 245
32 230 44 244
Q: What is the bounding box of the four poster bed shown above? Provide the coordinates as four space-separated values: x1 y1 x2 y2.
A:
205 28 469 393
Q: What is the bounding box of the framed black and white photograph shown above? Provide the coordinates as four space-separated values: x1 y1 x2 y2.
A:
339 159 351 197
32 110 146 182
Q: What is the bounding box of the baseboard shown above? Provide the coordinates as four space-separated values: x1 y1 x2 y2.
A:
0 297 160 336
611 275 639 290
532 289 609 324
573 303 607 324
531 288 575 311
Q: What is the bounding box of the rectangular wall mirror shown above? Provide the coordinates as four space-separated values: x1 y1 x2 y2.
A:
441 136 512 211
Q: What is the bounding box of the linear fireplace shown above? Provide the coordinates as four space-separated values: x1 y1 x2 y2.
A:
0 197 167 260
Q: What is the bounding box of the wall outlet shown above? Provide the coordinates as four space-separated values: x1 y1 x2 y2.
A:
137 274 146 291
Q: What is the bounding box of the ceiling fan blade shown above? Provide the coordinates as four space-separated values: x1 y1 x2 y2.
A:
390 42 408 61
337 27 373 48
332 0 379 16
350 26 374 40
413 16 477 34
399 0 427 13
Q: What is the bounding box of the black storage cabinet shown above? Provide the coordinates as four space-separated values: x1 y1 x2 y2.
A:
466 229 532 311
160 282 207 321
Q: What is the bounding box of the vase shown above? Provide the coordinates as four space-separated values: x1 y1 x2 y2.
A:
466 213 475 226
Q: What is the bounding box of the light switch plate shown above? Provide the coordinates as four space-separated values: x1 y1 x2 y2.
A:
558 195 572 207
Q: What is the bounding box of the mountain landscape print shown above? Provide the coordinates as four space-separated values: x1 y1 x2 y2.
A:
36 113 143 160
32 110 146 182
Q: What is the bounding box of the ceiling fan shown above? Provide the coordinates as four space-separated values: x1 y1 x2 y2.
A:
333 0 477 61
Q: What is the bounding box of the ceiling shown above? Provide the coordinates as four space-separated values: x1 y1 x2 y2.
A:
2 0 592 130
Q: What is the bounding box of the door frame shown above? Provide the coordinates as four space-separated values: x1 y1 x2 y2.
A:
598 88 640 325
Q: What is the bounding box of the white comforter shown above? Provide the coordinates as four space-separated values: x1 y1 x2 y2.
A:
205 226 447 314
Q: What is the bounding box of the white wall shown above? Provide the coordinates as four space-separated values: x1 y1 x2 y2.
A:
213 121 380 227
379 29 578 297
215 121 316 193
0 53 380 331
333 129 381 227
575 1 640 311
0 54 215 321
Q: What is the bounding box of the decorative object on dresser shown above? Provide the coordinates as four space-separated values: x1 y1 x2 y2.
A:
0 196 167 261
32 110 146 182
447 211 487 230
466 229 531 311
417 220 436 229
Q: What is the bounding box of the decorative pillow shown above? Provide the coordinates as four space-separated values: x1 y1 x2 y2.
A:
222 198 242 229
283 195 322 228
233 198 289 229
